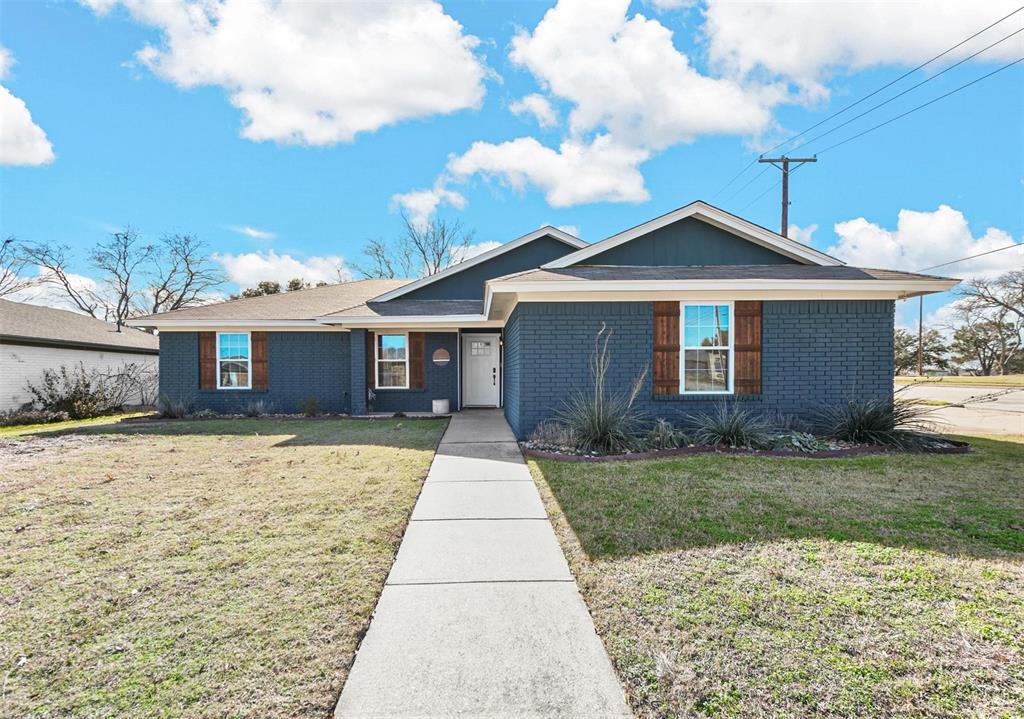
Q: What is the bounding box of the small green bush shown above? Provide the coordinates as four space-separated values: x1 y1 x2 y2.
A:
157 395 192 419
0 408 71 427
645 418 687 450
189 408 219 419
688 403 773 449
244 399 274 417
26 364 119 420
298 397 320 417
815 396 936 448
767 430 832 453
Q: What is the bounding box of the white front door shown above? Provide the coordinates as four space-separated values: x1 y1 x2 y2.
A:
461 333 501 407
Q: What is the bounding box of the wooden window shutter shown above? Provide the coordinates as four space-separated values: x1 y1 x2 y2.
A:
733 301 762 395
199 332 216 390
251 332 268 390
652 301 680 396
409 332 426 389
365 331 376 389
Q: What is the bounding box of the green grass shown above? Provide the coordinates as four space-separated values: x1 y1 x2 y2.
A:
896 374 1024 387
0 411 155 436
0 417 445 717
531 437 1024 718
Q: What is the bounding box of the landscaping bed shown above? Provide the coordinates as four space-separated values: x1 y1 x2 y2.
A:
530 435 1024 718
0 417 445 718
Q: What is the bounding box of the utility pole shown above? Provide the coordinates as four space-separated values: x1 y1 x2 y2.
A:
758 156 817 237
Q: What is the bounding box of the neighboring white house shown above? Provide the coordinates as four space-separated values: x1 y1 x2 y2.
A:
0 299 159 412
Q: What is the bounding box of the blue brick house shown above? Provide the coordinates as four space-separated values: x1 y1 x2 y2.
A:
131 202 957 438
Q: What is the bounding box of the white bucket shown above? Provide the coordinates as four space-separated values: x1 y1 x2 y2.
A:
432 399 450 415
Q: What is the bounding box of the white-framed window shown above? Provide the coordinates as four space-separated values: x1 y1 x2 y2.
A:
680 302 733 394
376 333 409 389
217 332 251 389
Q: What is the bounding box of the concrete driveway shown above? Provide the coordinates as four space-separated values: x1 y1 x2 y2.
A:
897 382 1024 436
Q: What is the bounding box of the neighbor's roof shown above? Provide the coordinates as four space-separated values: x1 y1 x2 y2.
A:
0 298 160 353
489 265 956 284
129 279 410 325
321 299 485 320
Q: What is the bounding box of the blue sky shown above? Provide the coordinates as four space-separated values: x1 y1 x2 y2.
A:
1 0 1022 329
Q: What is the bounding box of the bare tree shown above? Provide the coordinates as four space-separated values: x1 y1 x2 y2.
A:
0 236 39 297
147 233 225 314
89 228 156 331
354 214 474 279
960 270 1024 323
20 241 103 318
948 300 1023 375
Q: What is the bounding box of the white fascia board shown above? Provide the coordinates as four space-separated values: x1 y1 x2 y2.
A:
316 314 500 327
487 277 959 302
126 318 332 329
368 226 587 303
541 201 843 268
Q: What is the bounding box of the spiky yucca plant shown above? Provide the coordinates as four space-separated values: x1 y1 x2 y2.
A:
815 395 938 448
688 402 773 449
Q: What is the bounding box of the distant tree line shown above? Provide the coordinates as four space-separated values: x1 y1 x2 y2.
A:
897 269 1024 376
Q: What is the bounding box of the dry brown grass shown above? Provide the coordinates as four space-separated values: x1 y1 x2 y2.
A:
532 436 1024 718
0 417 444 718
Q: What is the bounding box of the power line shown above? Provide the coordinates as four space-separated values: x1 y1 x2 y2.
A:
723 166 769 201
789 25 1024 155
917 241 1024 272
764 5 1024 156
711 5 1024 199
817 56 1024 156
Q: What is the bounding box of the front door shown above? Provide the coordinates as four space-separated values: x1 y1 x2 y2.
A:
461 333 501 407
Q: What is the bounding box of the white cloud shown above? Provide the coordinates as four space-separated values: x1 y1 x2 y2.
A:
214 249 351 288
703 0 1024 90
447 134 650 207
7 267 101 314
509 0 781 151
0 46 55 166
827 205 1023 278
788 223 817 245
509 93 558 128
450 241 502 265
85 0 487 145
391 184 467 230
555 224 580 237
227 225 275 241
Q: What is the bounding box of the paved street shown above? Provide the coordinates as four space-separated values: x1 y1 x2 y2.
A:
897 383 1024 437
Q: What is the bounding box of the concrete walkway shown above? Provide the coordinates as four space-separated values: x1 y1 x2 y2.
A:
336 409 631 718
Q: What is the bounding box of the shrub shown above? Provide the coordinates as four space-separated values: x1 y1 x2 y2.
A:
528 421 579 451
25 364 120 419
0 408 71 427
189 408 219 419
298 397 320 417
767 430 832 453
554 324 648 454
688 402 773 449
645 418 687 450
815 396 936 448
244 399 274 417
157 395 192 419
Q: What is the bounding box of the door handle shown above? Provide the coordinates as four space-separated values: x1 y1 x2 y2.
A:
492 367 497 386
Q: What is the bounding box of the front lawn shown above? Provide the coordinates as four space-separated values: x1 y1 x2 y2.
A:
896 374 1024 388
531 437 1024 718
1 418 445 717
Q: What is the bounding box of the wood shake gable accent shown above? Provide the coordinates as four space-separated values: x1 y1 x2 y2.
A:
199 331 216 390
652 301 680 396
409 332 426 389
251 331 268 390
733 300 762 395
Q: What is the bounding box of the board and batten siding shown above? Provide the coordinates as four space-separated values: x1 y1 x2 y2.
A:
0 342 158 411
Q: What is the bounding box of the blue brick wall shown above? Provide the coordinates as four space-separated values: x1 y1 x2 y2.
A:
350 328 368 415
159 331 351 414
503 300 894 438
369 332 459 413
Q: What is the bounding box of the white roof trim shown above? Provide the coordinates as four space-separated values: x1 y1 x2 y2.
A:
315 314 498 327
126 318 326 328
541 201 843 268
369 226 587 303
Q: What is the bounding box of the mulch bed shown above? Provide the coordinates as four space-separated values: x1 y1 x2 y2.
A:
521 439 972 462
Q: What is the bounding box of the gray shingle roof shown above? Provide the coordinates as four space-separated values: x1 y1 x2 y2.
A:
0 299 160 352
322 299 484 319
131 279 411 322
490 265 956 283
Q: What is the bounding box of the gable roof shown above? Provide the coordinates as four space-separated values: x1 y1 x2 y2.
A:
369 226 587 303
128 279 409 327
1 299 160 353
542 201 842 269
